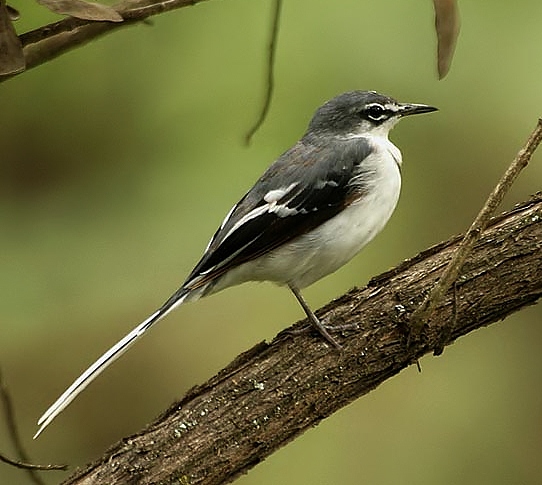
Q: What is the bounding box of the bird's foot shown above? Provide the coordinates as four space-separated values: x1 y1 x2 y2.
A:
285 314 360 351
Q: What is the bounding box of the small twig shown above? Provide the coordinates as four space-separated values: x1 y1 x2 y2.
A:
244 0 283 144
0 368 67 481
0 451 66 472
409 119 542 348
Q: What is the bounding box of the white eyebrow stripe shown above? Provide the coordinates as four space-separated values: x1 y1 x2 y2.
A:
383 103 400 112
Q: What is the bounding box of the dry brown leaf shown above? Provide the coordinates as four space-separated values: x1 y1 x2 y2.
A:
433 0 460 79
37 0 123 22
0 0 25 75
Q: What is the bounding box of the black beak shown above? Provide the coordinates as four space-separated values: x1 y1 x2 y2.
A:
398 103 438 117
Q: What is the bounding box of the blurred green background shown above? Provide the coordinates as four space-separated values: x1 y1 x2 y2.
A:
1 1 542 484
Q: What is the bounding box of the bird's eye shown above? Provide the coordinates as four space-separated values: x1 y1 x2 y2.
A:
365 104 388 122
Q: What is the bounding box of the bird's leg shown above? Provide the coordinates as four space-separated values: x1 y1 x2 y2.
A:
288 284 342 350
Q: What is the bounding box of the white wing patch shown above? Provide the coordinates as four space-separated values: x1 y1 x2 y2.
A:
196 182 304 280
221 205 270 242
220 183 299 243
204 203 238 252
263 183 298 204
268 203 299 217
263 183 299 217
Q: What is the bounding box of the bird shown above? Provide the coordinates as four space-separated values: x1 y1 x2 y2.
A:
35 90 437 438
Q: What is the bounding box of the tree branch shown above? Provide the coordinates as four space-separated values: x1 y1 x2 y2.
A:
409 119 542 349
1 0 211 81
59 193 542 485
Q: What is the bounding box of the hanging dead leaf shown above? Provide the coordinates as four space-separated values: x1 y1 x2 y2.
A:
0 0 25 75
433 0 460 79
37 0 123 22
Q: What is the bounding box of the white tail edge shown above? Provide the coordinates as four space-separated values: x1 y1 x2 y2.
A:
34 309 164 439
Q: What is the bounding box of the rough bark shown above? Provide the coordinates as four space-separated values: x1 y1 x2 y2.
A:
58 193 542 485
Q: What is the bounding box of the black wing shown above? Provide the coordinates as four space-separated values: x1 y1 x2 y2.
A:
183 138 371 290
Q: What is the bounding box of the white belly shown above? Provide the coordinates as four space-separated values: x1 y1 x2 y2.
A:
214 141 402 291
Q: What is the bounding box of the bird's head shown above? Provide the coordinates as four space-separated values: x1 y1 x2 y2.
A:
306 90 437 140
